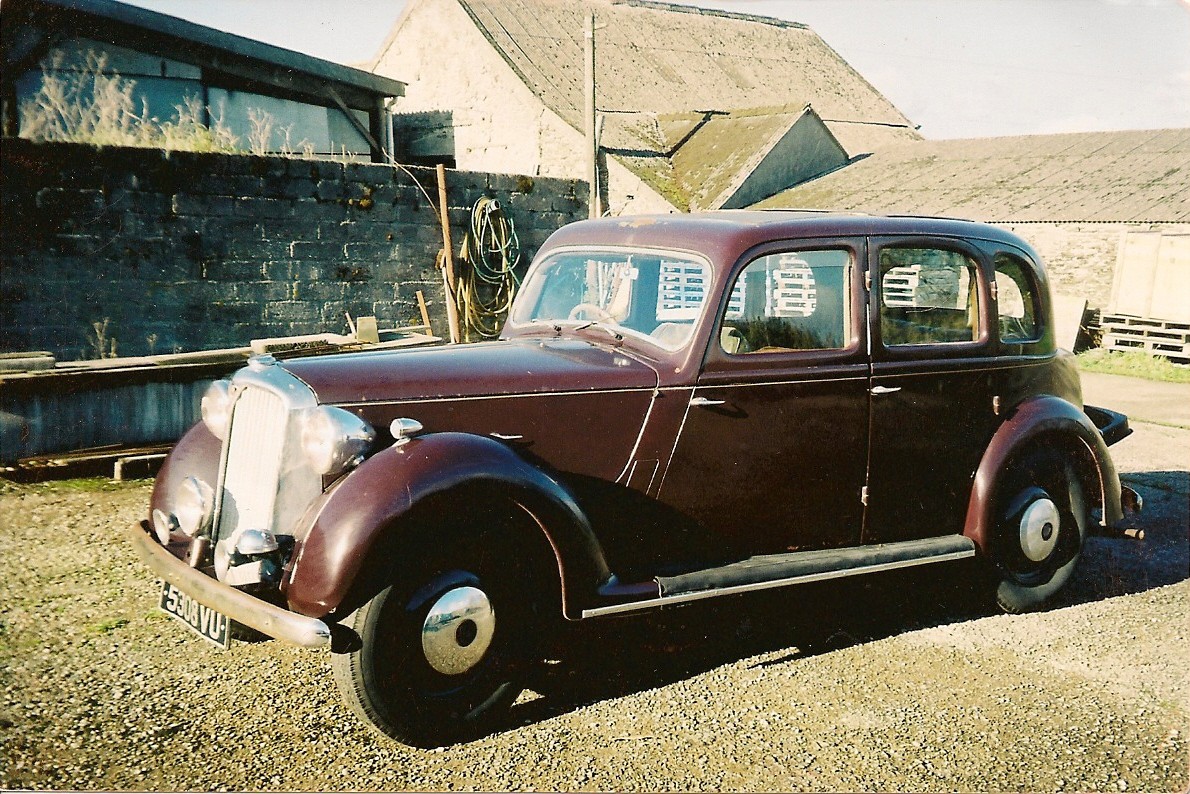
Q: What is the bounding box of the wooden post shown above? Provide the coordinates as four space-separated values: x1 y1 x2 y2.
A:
584 12 600 219
415 289 432 331
436 163 461 343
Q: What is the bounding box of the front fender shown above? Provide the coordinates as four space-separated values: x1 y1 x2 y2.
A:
283 432 611 620
964 395 1123 554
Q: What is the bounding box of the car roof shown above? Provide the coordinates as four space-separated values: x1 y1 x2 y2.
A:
538 210 1036 268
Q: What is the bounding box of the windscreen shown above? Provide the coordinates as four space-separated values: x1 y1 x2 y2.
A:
512 249 714 350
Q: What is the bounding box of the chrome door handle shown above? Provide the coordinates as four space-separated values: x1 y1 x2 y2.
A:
689 396 726 407
489 432 524 441
870 385 902 395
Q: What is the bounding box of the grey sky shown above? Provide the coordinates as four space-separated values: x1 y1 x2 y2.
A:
123 0 1190 140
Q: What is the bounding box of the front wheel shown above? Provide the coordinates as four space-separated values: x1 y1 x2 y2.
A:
990 446 1088 613
332 553 534 747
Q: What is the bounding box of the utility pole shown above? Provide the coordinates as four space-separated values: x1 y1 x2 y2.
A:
584 11 600 219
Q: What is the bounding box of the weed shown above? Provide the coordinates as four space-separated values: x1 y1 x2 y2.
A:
93 618 130 634
19 50 312 157
1077 348 1190 383
89 318 117 359
36 478 143 493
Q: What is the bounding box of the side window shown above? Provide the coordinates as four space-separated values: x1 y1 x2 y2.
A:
720 249 852 354
994 253 1041 342
880 247 981 345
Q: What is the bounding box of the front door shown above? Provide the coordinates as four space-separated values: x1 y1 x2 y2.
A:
864 238 1000 544
657 241 870 559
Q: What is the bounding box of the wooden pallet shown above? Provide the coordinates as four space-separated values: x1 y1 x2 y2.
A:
1102 313 1190 363
1101 313 1190 333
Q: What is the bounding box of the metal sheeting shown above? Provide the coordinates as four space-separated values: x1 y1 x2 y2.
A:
756 128 1190 223
1 379 211 464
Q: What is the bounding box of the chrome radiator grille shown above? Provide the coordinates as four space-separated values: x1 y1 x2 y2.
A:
215 384 288 541
208 360 324 585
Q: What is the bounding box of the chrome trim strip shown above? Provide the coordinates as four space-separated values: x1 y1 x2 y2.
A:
614 386 661 484
129 522 331 649
333 385 663 408
654 386 696 495
331 377 871 410
580 543 976 619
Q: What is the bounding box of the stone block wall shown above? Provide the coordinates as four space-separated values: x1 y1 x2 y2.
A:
0 139 587 360
997 223 1189 311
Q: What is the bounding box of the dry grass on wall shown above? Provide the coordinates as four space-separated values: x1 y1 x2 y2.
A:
18 51 312 158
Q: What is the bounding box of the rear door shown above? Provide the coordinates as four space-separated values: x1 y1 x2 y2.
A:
657 239 870 558
864 237 1000 544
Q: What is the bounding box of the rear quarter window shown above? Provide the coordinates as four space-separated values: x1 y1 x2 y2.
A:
994 252 1042 342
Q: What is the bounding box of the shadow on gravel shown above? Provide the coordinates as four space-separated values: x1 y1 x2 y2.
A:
506 563 993 731
1059 469 1189 609
503 467 1188 734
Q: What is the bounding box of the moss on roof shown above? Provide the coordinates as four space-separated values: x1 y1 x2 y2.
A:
457 0 919 208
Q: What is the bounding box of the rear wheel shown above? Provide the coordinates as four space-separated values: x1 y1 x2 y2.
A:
332 542 538 747
990 446 1088 613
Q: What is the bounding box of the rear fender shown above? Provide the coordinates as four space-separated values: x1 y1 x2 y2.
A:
964 395 1123 554
284 432 611 620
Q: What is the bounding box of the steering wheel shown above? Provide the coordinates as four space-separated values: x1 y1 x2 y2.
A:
568 303 616 322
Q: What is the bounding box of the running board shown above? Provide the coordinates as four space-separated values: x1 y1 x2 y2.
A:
581 535 976 619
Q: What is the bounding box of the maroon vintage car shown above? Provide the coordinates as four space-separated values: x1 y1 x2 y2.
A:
131 211 1139 746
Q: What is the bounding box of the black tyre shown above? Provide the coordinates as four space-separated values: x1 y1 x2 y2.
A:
332 544 536 747
990 446 1088 613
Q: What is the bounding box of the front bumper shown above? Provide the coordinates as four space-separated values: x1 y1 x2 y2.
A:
129 521 331 649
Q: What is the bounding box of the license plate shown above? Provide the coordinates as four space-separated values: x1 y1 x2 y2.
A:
159 582 230 649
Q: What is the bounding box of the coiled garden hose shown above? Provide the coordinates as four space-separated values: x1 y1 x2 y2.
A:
453 197 521 341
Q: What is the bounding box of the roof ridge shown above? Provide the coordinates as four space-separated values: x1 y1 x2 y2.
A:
616 0 809 29
20 0 405 96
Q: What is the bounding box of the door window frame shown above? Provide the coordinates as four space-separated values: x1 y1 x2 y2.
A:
870 236 994 362
701 237 868 380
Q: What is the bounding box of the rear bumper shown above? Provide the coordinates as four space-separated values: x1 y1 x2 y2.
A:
1085 404 1132 447
128 521 331 649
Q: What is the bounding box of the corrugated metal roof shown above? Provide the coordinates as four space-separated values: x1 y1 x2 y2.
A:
5 0 406 104
455 0 918 208
755 128 1190 223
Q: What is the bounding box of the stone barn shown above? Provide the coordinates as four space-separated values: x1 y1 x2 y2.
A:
371 0 920 214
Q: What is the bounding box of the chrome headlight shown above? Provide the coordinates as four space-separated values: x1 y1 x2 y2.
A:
175 476 214 537
301 406 375 476
151 509 178 545
200 380 234 441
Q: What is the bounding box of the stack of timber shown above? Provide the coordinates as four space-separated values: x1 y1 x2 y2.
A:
1103 231 1190 364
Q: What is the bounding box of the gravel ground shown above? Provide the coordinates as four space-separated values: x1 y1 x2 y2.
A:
1 420 1187 792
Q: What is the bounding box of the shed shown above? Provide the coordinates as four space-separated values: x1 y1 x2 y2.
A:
1 0 407 161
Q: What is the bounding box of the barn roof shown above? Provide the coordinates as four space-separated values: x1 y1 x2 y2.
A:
454 0 919 208
754 128 1190 223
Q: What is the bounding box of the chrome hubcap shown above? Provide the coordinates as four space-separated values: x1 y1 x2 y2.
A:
1019 496 1060 562
420 585 495 676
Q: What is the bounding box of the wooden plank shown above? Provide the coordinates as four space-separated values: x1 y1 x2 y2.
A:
1150 235 1190 324
1052 293 1088 351
1109 232 1190 324
1110 231 1162 318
